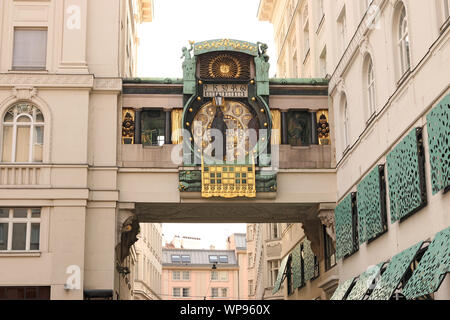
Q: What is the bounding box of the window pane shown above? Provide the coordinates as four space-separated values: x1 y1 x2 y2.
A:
16 126 31 162
209 255 218 263
14 208 28 218
0 223 8 250
30 224 40 250
2 126 13 162
13 29 47 70
182 271 190 280
141 110 165 146
17 116 31 123
25 287 37 300
171 255 181 263
219 256 228 263
12 223 26 250
31 209 41 218
0 208 10 218
287 111 312 146
33 126 44 162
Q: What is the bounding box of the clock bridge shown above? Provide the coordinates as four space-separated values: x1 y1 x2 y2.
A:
118 39 336 257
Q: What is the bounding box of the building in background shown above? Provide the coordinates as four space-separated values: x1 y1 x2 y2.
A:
161 248 240 300
166 235 204 250
258 0 450 300
0 0 153 300
226 233 249 300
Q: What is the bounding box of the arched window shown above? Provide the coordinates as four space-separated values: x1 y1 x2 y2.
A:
398 4 411 75
365 55 376 118
1 103 44 163
341 94 350 150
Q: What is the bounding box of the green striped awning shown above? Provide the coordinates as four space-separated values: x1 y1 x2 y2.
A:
346 263 385 300
330 277 356 300
368 241 423 300
272 254 291 294
403 227 450 299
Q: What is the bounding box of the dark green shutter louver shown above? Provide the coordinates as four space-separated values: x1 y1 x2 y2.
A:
330 277 356 300
272 254 290 295
426 94 450 194
357 165 387 243
346 262 385 300
368 241 424 300
292 244 302 289
303 239 315 282
335 194 354 260
386 128 427 223
403 227 450 299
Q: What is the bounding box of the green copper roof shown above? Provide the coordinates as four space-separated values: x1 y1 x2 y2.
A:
194 39 259 56
368 241 424 300
403 227 450 299
269 78 329 85
123 78 184 84
331 278 356 300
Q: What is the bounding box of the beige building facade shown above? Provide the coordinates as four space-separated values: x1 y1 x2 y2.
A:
0 0 156 300
258 0 450 300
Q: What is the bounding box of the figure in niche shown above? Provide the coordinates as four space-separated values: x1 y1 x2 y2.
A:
211 107 228 161
317 114 330 144
288 112 310 146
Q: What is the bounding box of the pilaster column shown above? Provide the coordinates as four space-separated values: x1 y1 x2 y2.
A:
134 109 142 144
164 109 172 145
281 110 289 145
59 0 88 73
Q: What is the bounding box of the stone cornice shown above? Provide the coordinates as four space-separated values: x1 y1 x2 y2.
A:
0 73 94 88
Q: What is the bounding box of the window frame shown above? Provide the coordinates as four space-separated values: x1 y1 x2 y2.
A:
12 28 48 71
0 208 41 252
397 5 411 76
1 103 45 163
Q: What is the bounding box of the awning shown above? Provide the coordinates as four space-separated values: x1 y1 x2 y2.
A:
272 254 291 294
346 262 385 300
368 241 424 300
330 277 356 300
403 227 450 299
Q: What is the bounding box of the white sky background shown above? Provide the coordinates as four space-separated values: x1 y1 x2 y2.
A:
137 0 276 250
137 0 277 78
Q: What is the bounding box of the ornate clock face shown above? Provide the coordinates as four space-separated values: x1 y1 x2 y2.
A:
191 100 258 159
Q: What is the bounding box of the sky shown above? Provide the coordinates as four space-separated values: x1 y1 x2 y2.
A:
137 0 277 78
137 0 276 250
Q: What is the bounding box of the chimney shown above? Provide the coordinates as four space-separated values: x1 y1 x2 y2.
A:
210 245 215 250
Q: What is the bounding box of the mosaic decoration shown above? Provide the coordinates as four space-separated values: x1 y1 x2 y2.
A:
368 241 424 300
330 278 356 300
303 239 315 282
194 39 259 57
201 161 256 198
273 254 290 294
335 194 354 260
292 244 302 289
347 263 385 300
357 165 387 244
426 94 450 194
386 128 427 223
403 227 450 299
